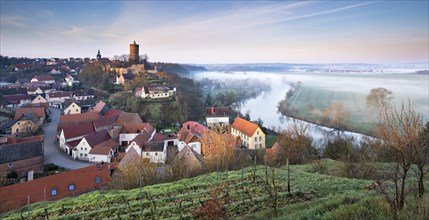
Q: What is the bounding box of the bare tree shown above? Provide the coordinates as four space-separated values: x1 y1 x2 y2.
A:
366 87 394 111
374 100 423 213
322 101 351 130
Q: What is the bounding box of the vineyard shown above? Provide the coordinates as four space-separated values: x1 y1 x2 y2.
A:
2 161 402 219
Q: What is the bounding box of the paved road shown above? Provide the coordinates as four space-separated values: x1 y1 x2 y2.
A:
43 107 90 170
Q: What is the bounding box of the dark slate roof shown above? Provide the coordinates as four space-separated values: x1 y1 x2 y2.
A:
0 140 43 164
142 141 164 152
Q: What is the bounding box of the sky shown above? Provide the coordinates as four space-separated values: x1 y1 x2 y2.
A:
0 1 428 64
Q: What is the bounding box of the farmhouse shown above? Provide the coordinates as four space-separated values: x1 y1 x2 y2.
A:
231 117 265 149
205 107 230 129
137 85 176 99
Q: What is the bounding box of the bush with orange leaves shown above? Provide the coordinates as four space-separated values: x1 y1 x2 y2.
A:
192 183 230 219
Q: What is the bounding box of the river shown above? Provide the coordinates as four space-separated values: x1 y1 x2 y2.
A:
193 71 429 146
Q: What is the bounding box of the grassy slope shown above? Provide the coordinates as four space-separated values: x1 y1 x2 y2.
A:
3 161 426 219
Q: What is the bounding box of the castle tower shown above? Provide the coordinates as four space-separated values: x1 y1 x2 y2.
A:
96 49 101 60
130 40 139 65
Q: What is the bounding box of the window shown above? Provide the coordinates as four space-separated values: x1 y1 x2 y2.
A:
76 109 78 112
259 136 262 141
155 152 158 156
255 137 257 142
146 152 149 156
85 154 87 157
8 162 13 168
81 147 83 150
68 184 75 191
259 144 262 148
80 153 83 157
51 188 58 196
95 176 101 183
257 131 259 135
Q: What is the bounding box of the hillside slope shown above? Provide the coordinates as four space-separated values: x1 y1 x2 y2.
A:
2 162 425 219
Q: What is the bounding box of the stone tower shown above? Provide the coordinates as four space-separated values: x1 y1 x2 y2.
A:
130 40 139 65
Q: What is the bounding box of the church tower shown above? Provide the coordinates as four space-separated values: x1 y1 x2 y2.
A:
96 49 102 60
130 40 139 65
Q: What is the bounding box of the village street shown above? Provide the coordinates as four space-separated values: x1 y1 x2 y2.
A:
43 107 90 170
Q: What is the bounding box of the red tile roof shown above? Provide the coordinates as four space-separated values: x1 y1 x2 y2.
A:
178 121 209 144
206 107 229 117
14 107 46 120
0 165 110 213
120 123 154 134
115 113 143 126
58 111 100 130
93 115 118 130
89 139 118 155
93 101 107 112
131 132 152 147
231 117 260 137
104 109 123 118
32 74 54 81
62 122 95 139
83 129 111 148
152 133 166 142
118 147 139 170
3 94 31 103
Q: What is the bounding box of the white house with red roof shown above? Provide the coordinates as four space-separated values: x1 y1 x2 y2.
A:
119 123 155 146
176 121 209 155
31 75 55 84
59 122 95 155
88 139 118 163
73 129 112 161
46 92 72 108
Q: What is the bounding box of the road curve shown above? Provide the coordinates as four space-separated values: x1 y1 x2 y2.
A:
43 107 90 170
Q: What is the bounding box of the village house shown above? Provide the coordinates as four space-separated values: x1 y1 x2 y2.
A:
11 113 40 135
176 121 207 155
231 117 266 149
119 123 155 146
0 164 110 213
3 94 32 108
64 74 80 87
30 75 55 84
115 112 143 126
30 95 49 107
93 115 119 132
26 85 51 95
125 133 168 163
14 107 46 125
88 139 118 163
0 137 43 178
175 145 205 171
137 85 176 99
205 107 230 129
59 122 95 156
63 100 81 115
46 92 73 108
72 129 112 161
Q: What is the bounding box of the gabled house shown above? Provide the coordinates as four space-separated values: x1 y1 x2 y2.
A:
89 139 118 163
73 129 111 160
177 121 208 154
11 113 40 135
59 122 95 155
14 64 34 71
206 107 230 129
141 141 167 163
14 107 46 125
46 92 73 108
231 117 265 149
63 100 81 115
31 75 55 84
26 85 51 95
119 123 155 146
30 95 49 108
3 94 32 108
0 138 44 178
0 164 110 213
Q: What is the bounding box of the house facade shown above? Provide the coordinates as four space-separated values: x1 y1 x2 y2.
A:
63 101 81 115
11 113 39 135
231 117 265 149
138 85 176 99
46 92 72 108
205 107 230 129
72 129 111 161
31 95 49 107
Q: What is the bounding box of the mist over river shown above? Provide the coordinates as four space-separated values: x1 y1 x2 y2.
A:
193 71 429 145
